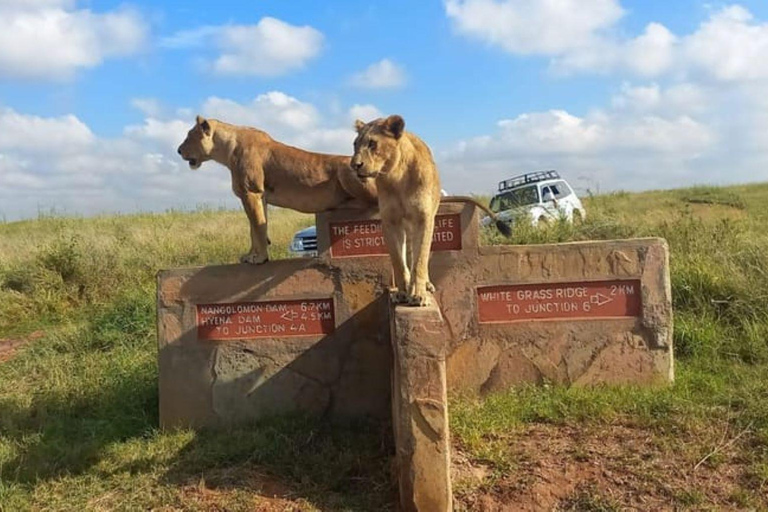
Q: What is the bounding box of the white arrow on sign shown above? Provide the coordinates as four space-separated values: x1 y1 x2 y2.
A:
280 310 299 322
590 292 613 307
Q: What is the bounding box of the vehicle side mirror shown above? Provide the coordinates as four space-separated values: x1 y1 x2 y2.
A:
543 191 554 203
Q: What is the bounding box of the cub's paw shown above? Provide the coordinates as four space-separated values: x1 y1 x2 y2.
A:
426 282 436 293
406 294 430 307
240 253 269 265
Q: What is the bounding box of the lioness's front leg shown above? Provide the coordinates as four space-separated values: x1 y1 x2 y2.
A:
239 191 270 265
407 211 436 307
382 217 410 304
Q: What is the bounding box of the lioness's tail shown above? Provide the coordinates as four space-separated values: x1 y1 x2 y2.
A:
440 195 512 237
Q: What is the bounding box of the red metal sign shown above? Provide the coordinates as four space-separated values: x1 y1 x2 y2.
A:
329 213 462 258
196 298 335 340
477 280 642 323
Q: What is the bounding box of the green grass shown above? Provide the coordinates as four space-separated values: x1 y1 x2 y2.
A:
2 185 768 509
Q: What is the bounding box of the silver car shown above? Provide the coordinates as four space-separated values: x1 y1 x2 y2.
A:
289 225 318 257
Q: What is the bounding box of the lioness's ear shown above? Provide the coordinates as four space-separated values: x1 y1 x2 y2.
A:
385 115 405 139
354 119 366 133
197 115 212 136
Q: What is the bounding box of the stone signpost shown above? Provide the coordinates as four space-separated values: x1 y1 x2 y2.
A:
157 202 673 511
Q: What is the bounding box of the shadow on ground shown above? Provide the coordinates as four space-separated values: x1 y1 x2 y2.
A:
160 415 396 510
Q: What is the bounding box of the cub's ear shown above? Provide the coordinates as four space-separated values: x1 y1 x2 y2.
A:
385 115 405 139
197 115 212 136
354 119 366 133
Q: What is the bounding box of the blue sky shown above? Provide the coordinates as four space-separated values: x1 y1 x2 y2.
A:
2 0 768 220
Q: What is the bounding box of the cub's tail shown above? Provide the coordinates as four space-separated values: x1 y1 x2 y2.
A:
439 195 512 237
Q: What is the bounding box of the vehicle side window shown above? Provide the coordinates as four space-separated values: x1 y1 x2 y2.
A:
541 186 555 202
555 181 571 199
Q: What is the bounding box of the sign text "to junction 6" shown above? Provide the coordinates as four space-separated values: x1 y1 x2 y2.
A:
477 280 642 323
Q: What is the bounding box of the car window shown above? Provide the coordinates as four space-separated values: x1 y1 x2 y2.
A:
541 186 556 202
554 181 572 199
490 185 540 212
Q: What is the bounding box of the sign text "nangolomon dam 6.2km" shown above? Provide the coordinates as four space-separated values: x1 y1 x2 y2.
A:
196 298 335 340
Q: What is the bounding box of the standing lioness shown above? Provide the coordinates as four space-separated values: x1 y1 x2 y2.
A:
177 116 378 264
351 115 510 306
351 115 442 307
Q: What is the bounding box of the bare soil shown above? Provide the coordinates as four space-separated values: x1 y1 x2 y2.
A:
0 330 43 363
453 423 764 511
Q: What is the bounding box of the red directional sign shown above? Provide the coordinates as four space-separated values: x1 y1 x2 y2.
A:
196 298 335 340
477 280 642 323
329 214 462 258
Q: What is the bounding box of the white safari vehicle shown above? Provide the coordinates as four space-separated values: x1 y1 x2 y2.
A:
482 170 586 228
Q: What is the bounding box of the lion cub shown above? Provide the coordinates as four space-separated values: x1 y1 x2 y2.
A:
351 115 442 307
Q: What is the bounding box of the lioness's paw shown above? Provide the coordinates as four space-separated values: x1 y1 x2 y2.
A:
426 282 436 293
392 291 409 304
240 253 269 265
406 294 430 307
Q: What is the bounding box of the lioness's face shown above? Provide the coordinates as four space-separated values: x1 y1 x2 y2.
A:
351 115 405 180
177 115 214 170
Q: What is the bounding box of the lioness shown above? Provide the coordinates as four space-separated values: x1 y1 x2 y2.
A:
177 116 378 264
351 115 510 306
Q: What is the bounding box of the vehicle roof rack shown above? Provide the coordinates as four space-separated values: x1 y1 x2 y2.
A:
498 170 560 192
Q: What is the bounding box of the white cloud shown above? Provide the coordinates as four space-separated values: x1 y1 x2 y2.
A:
124 118 190 152
0 0 74 9
348 59 407 89
162 18 324 76
683 6 768 82
439 82 726 194
158 25 220 49
348 104 383 123
445 0 623 54
202 92 320 135
131 98 164 118
0 3 147 80
200 92 372 155
0 108 94 152
447 2 768 84
0 94 382 220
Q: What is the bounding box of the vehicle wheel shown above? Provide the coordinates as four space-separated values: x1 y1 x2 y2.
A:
537 216 549 227
572 210 583 224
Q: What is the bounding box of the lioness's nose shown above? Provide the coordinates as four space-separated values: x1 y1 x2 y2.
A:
352 160 363 170
177 146 182 155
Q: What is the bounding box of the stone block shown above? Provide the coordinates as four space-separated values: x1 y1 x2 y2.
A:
390 296 452 512
156 258 391 429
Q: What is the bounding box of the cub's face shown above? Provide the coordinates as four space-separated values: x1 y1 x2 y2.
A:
350 115 405 179
177 116 214 170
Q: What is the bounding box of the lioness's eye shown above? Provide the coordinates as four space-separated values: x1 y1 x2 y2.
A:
368 140 377 151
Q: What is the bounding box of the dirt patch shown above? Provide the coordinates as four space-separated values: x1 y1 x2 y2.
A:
166 470 319 511
453 423 764 511
0 330 43 363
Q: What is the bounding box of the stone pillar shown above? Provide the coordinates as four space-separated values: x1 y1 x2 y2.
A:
390 295 452 512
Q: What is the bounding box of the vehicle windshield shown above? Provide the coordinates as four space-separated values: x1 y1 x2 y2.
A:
490 185 540 212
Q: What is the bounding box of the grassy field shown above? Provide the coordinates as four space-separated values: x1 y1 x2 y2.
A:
1 184 767 510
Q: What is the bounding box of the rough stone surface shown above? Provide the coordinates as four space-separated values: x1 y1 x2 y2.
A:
157 258 391 429
157 204 673 428
390 296 452 512
437 238 673 394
